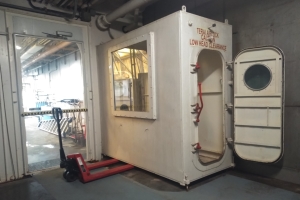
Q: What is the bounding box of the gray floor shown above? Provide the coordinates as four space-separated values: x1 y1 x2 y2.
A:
0 178 55 200
25 117 86 171
5 117 300 199
1 167 300 200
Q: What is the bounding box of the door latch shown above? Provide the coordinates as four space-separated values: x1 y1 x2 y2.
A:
225 103 233 112
191 142 201 153
190 63 200 74
226 138 234 146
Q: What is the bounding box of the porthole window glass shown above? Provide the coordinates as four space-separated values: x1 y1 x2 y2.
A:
244 64 271 90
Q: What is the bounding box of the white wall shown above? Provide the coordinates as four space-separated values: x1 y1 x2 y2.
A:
88 16 123 161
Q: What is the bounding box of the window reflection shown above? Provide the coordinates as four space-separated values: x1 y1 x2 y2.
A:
112 41 149 112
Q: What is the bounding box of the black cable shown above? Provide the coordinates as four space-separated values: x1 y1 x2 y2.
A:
56 0 66 7
108 27 114 39
27 0 80 19
70 0 78 19
0 2 47 15
223 0 226 22
80 0 88 10
62 0 72 8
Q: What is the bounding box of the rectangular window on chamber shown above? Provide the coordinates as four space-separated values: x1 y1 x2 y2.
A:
112 41 149 112
109 32 156 119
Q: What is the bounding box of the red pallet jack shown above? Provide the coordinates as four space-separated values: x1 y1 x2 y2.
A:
52 107 134 182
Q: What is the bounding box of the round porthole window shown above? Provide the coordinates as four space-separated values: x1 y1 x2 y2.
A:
244 64 272 91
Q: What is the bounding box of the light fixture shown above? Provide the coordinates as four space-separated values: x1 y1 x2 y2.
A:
16 45 22 50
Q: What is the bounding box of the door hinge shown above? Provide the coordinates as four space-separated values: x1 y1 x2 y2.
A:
6 27 9 40
225 103 233 113
89 90 93 100
226 61 233 71
0 27 9 38
226 137 233 144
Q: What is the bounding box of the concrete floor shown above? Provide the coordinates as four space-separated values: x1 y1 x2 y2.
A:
25 117 86 172
1 167 300 200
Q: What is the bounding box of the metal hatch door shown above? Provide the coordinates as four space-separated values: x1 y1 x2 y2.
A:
233 46 284 163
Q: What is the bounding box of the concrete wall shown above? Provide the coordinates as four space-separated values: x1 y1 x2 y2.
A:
144 0 300 184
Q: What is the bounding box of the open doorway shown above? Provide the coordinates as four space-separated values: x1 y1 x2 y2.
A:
14 35 86 172
197 49 225 164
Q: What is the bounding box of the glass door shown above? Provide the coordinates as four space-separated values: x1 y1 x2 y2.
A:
14 35 87 171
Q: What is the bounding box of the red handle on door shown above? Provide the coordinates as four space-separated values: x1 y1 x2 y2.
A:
195 83 203 123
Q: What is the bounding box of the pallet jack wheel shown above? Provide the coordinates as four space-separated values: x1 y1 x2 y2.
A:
65 171 78 182
63 170 67 179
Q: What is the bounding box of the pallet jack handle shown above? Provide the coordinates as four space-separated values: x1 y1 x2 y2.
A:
52 107 66 168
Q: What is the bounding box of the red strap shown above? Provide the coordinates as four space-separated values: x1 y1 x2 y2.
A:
195 83 203 123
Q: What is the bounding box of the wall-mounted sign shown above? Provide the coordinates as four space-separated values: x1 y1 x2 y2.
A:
190 28 227 51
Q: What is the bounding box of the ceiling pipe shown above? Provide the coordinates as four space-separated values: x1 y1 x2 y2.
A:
122 8 140 33
96 0 156 31
22 41 71 69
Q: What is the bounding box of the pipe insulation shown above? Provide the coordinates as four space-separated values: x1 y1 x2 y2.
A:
96 0 155 30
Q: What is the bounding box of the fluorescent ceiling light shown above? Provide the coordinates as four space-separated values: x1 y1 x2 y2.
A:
21 45 44 63
16 45 22 50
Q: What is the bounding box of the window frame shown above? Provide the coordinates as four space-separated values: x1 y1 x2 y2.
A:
243 63 272 91
108 32 156 119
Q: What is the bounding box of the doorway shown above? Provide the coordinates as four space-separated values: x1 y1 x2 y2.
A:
197 49 225 164
14 35 87 171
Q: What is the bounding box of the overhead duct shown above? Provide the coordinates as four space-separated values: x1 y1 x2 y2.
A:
22 41 71 69
96 0 156 31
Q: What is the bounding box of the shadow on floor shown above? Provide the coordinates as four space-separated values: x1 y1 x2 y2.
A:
2 165 300 200
31 166 300 200
0 178 55 200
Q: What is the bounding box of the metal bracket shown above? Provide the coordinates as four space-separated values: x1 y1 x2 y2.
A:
89 91 93 100
225 103 233 113
226 61 233 71
226 138 234 147
191 142 201 153
42 31 72 40
0 32 7 35
0 27 10 40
